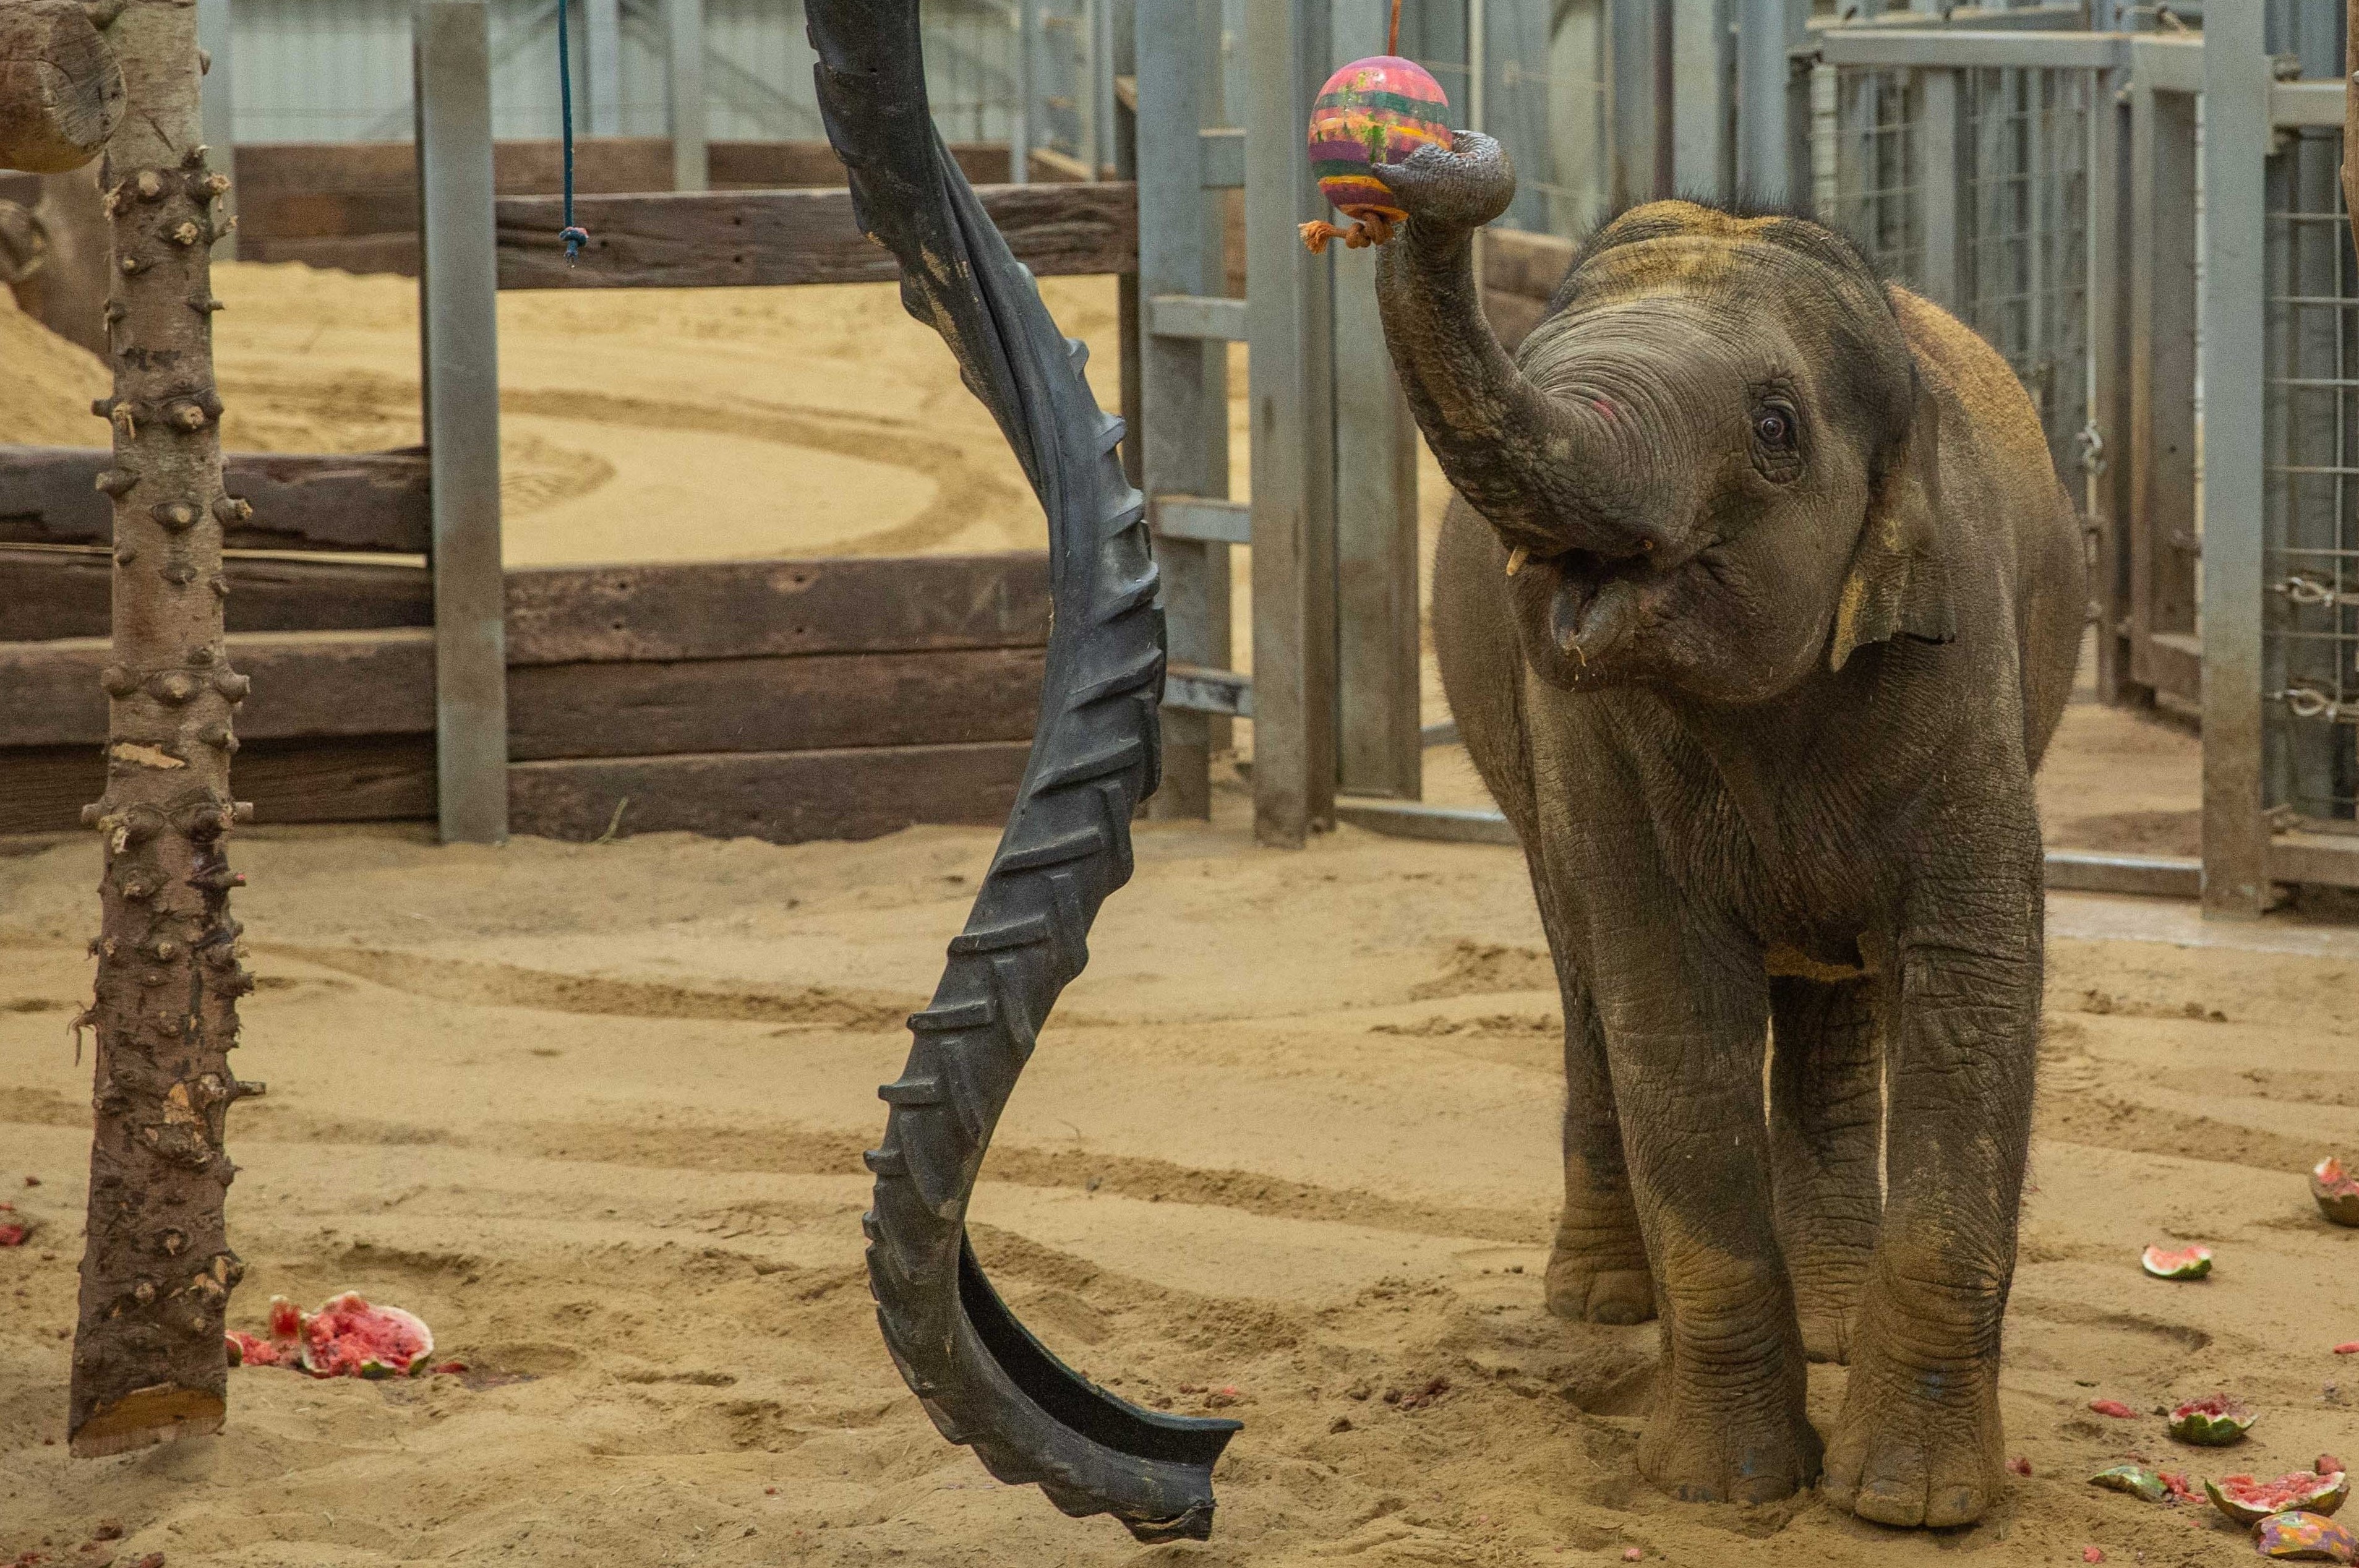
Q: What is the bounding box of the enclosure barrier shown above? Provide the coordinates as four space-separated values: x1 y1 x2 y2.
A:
0 0 1137 847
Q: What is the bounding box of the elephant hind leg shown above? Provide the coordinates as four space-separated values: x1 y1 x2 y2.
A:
1547 993 1655 1324
1768 974 1884 1364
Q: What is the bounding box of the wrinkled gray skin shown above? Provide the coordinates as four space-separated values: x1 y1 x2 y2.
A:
1369 135 2084 1527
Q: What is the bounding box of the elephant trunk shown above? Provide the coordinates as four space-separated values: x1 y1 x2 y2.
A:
1375 221 1666 564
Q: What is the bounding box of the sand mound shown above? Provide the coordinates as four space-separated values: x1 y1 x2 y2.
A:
0 288 108 447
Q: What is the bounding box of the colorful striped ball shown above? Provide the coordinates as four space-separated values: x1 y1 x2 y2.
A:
1307 56 1454 222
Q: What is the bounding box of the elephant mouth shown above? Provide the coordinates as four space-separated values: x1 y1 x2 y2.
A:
1513 546 1672 669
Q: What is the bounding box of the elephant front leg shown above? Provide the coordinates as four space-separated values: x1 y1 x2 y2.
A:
1824 923 2039 1529
1548 996 1654 1324
1768 975 1883 1364
1611 1012 1820 1505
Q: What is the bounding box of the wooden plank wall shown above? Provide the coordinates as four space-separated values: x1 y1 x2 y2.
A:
0 554 1053 843
236 137 1027 275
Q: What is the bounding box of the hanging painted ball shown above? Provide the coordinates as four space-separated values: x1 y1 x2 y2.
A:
1307 56 1454 223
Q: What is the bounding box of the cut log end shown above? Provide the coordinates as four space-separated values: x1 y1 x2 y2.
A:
0 2 127 175
68 1382 226 1457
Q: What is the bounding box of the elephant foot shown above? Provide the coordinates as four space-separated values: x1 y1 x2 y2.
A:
1636 1376 1822 1506
1544 1261 1655 1324
1822 1327 2005 1527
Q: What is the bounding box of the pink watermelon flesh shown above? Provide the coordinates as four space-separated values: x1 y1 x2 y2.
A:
225 1329 283 1368
298 1292 433 1378
2205 1471 2349 1526
2168 1394 2255 1446
2316 1158 2359 1227
2142 1244 2212 1279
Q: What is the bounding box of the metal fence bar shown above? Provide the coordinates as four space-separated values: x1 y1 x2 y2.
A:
1672 0 1731 199
1244 0 1337 847
1920 67 1961 304
586 0 622 136
2127 63 2199 704
2089 56 2132 701
2201 7 2271 916
1608 0 1657 208
1330 0 1419 802
1137 0 1230 820
669 0 706 192
414 0 508 845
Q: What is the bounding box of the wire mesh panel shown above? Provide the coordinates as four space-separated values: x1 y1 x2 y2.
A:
2262 124 2359 826
1823 67 1926 284
1817 60 2096 495
1961 66 2092 488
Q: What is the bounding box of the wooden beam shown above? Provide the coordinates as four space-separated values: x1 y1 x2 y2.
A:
508 742 1030 844
495 182 1139 289
0 549 430 641
0 447 430 552
0 736 437 836
0 630 435 748
503 554 1052 664
508 647 1043 760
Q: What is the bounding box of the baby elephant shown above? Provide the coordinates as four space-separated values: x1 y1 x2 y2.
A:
1370 139 2084 1527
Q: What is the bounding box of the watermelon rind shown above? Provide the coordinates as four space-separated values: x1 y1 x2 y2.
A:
294 1290 434 1379
2141 1244 2213 1280
2205 1471 2349 1527
2090 1463 2169 1503
2314 1157 2359 1228
2168 1396 2256 1447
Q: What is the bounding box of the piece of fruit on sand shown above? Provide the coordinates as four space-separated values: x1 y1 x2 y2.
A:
298 1292 434 1378
2090 1463 2169 1502
2141 1243 2212 1280
2316 1157 2359 1228
2167 1394 2256 1446
2253 1510 2357 1562
225 1295 307 1368
2204 1470 2349 1526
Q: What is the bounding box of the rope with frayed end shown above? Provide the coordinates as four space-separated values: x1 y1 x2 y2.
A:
556 0 588 263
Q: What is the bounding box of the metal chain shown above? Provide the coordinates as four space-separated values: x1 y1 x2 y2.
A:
2076 420 2107 478
2273 573 2359 610
2274 685 2359 724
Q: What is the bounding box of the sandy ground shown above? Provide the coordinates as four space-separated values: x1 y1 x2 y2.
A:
2 256 2303 1568
4 805 2358 1568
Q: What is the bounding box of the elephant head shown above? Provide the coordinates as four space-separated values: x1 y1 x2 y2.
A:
1373 136 1953 701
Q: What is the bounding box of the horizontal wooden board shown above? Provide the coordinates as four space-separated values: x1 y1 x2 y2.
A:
504 553 1053 665
0 735 438 836
508 742 1030 844
0 548 430 641
0 630 435 749
0 447 430 552
1483 226 1575 302
508 647 1043 760
495 182 1137 291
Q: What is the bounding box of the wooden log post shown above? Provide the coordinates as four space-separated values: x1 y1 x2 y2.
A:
0 0 124 173
67 0 253 1457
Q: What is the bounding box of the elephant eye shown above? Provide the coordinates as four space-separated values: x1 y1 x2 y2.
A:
1753 408 1796 448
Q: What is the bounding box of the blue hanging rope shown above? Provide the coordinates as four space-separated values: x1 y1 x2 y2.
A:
556 0 588 263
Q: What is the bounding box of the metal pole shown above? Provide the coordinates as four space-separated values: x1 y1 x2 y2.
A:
415 0 508 845
1469 0 1487 135
1014 0 1039 183
669 0 705 191
197 0 235 261
1919 67 1961 307
1608 0 1656 210
1333 0 1419 802
1139 0 1225 818
1245 0 1338 846
587 0 622 137
1735 0 1791 202
1671 0 1730 199
2201 10 2271 915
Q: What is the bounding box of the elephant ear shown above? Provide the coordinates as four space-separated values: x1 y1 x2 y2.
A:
1829 384 1954 672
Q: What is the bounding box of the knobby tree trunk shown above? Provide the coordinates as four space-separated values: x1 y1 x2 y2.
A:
0 0 124 173
68 0 255 1460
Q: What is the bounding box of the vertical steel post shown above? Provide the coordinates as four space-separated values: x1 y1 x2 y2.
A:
2202 11 2272 915
1671 0 1731 199
1332 0 1421 802
587 0 622 136
1920 67 1961 307
1139 0 1227 818
1245 0 1338 847
1608 0 1658 209
197 0 235 261
1015 0 1040 184
2087 60 2131 703
669 0 705 192
1735 0 1804 203
414 1 508 846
